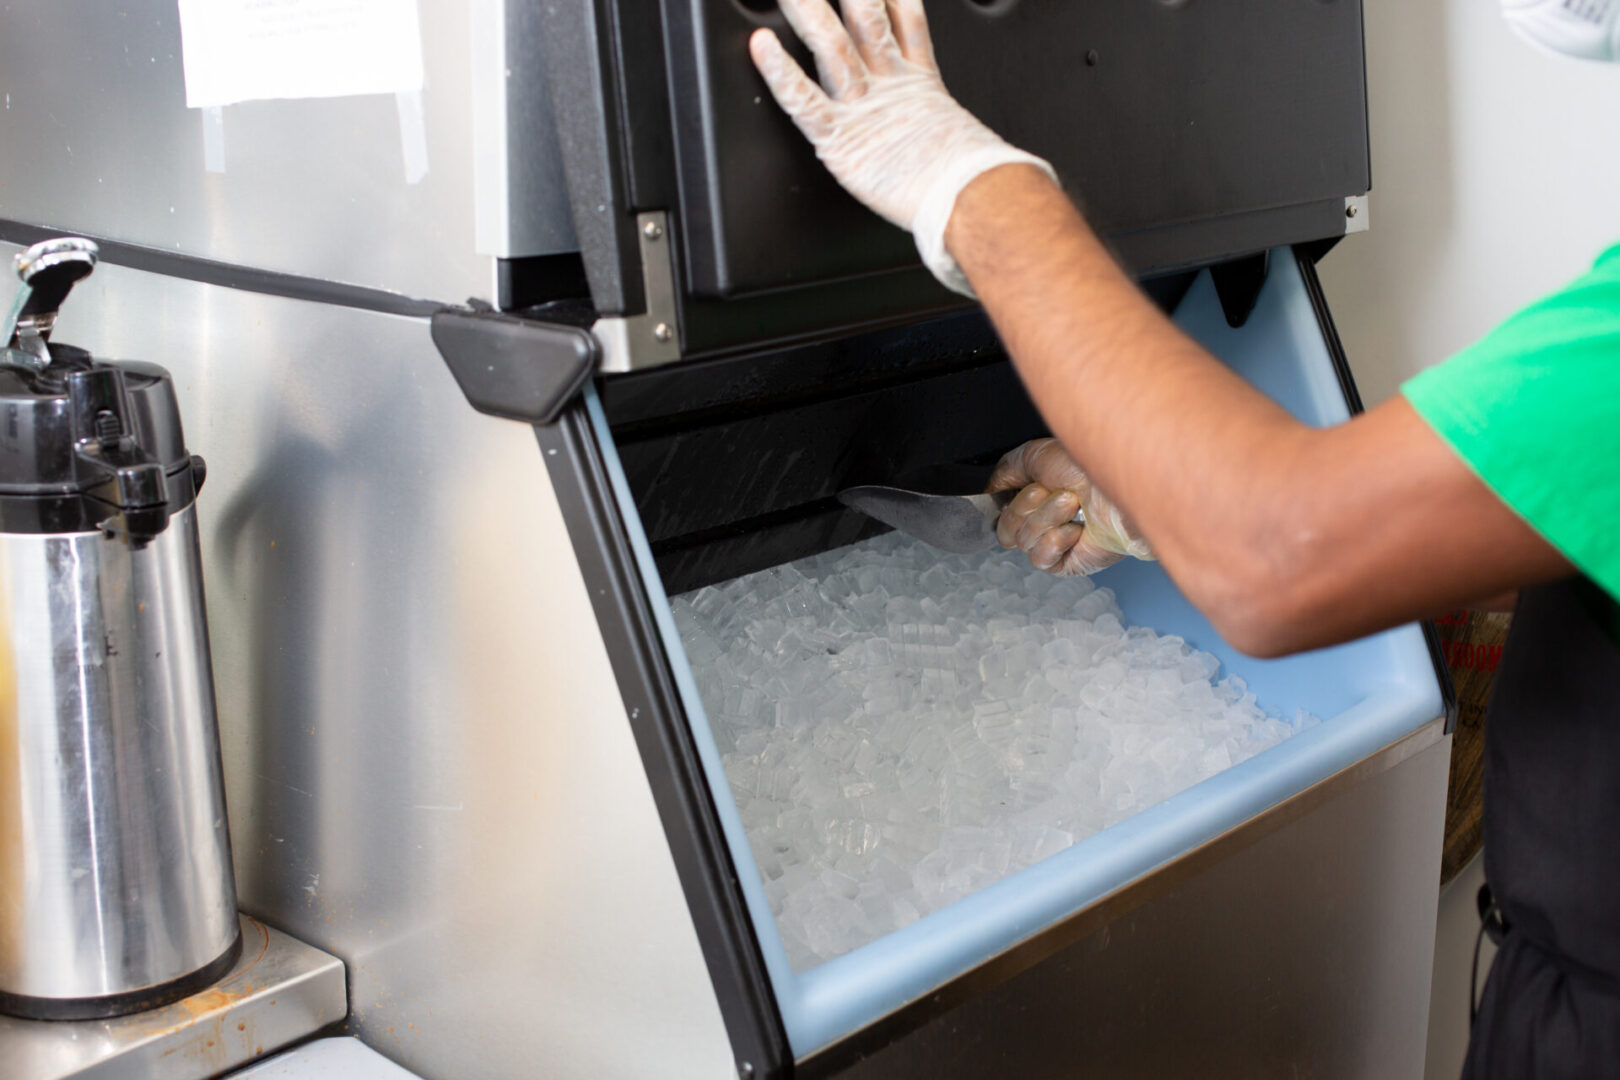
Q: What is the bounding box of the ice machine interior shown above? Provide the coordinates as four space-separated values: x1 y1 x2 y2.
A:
549 248 1450 1063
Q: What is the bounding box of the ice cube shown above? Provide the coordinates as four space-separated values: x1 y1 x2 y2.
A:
1011 824 1074 866
673 532 1311 969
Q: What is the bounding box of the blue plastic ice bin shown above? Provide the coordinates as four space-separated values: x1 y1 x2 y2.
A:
584 248 1448 1061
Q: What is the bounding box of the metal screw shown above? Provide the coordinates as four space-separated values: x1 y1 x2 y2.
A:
1346 203 1359 219
653 322 673 343
737 1064 755 1079
643 221 664 241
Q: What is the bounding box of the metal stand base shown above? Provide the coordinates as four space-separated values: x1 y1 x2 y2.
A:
1 915 347 1080
0 932 243 1022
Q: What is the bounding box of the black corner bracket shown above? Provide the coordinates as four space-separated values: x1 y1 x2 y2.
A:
430 308 599 425
1209 250 1272 330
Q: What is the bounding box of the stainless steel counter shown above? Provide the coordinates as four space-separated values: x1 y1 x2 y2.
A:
229 1037 423 1079
1 915 346 1080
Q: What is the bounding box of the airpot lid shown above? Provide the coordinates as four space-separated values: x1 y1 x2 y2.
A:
0 346 192 494
1 239 198 541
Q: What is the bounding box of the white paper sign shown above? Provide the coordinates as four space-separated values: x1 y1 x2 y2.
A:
177 0 425 109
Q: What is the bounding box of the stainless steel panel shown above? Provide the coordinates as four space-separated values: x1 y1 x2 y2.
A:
0 0 576 302
473 0 580 262
12 245 734 1080
2 914 347 1080
0 506 237 1005
831 736 1451 1079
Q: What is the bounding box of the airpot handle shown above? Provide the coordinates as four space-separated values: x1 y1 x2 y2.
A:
2 237 100 372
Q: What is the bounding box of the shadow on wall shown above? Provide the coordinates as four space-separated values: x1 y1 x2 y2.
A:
210 363 448 946
1322 0 1620 404
1319 0 1457 406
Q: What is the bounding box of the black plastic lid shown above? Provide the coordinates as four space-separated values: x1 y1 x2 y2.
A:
0 342 199 540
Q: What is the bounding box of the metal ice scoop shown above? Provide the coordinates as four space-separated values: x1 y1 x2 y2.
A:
837 486 1017 555
837 465 1085 555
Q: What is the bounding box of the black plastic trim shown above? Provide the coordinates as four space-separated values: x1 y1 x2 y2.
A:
1210 250 1272 330
615 0 678 210
0 930 242 1021
536 0 645 316
669 198 1356 361
0 220 443 318
599 311 1004 432
430 309 598 424
0 477 197 536
1296 234 1344 269
495 252 592 311
1139 270 1200 317
535 404 790 1080
1294 248 1366 415
656 0 735 298
1293 245 1460 734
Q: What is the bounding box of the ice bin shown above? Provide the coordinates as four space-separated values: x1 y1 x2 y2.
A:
538 247 1454 1075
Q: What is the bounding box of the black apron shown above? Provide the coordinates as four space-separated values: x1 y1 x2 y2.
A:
1463 578 1620 1079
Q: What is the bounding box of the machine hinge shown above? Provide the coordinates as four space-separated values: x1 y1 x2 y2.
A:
593 210 682 374
1343 194 1370 235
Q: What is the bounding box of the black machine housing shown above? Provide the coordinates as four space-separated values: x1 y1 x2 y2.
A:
529 0 1370 356
492 4 1424 1078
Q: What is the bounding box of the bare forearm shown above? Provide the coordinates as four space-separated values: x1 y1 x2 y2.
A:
947 168 1294 467
945 165 1568 653
744 0 1570 654
946 167 1312 627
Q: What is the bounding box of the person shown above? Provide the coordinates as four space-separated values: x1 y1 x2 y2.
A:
747 0 1620 1075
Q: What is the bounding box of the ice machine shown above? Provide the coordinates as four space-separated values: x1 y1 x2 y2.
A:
0 1 1453 1078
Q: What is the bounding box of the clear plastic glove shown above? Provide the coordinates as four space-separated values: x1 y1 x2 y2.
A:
749 0 1056 296
987 438 1155 577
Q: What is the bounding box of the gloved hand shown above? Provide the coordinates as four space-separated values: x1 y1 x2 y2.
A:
987 438 1155 577
749 0 1056 296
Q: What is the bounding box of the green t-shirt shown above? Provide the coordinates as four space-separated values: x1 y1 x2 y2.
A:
1402 242 1620 603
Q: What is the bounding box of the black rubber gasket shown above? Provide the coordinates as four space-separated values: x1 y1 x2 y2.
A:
0 219 443 318
536 405 791 1080
1293 245 1460 735
0 929 243 1021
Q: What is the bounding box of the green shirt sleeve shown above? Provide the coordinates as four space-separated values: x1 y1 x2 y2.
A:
1402 242 1620 602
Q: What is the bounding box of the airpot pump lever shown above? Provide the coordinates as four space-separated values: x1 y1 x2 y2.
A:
2 236 100 372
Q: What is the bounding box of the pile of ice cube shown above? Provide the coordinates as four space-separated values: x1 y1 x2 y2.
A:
671 533 1317 970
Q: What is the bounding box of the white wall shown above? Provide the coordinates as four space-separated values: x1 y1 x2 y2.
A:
1318 0 1620 406
1317 5 1619 1077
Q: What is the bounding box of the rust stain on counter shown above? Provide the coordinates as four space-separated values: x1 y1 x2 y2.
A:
2 914 345 1080
178 986 250 1016
127 917 274 1040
